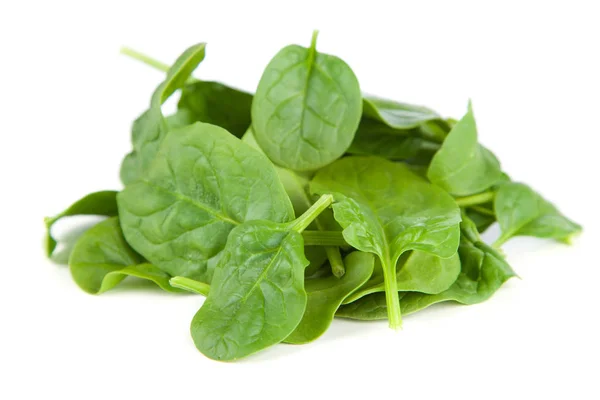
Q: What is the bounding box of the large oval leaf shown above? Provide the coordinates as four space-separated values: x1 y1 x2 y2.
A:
311 156 461 328
252 32 362 171
191 220 308 361
427 101 502 196
118 123 294 283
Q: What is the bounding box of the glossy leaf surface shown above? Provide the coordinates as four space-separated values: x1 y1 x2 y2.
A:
363 96 441 129
252 32 362 170
118 123 294 283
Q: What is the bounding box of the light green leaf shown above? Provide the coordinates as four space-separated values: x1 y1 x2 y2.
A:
118 122 294 283
69 217 180 294
363 96 441 129
311 156 461 328
494 182 582 246
252 31 362 171
427 101 502 196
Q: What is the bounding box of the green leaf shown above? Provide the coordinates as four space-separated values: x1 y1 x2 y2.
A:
427 101 502 196
347 119 440 164
118 122 294 283
494 182 582 246
311 156 461 328
362 96 441 129
285 251 374 344
178 81 253 138
45 191 118 258
465 203 496 233
343 251 461 304
120 43 206 185
191 194 333 360
337 215 516 320
69 217 180 294
251 31 362 171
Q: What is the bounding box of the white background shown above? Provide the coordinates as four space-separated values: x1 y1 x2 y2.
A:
1 1 599 399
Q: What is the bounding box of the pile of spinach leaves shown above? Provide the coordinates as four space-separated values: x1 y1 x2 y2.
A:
45 33 581 361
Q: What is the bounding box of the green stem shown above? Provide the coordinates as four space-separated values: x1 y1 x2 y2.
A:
492 236 508 249
469 205 496 216
120 47 170 72
381 255 402 330
289 194 333 233
301 230 347 246
120 47 198 84
314 213 345 277
169 276 210 296
455 190 495 207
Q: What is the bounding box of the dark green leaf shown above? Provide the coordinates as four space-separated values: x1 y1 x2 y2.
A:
286 251 374 344
494 182 582 246
252 32 362 171
178 81 253 137
120 43 206 185
427 101 502 196
118 122 294 283
45 191 118 257
362 96 441 129
69 218 180 294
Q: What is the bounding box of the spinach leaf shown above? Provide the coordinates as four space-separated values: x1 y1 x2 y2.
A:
251 31 362 171
242 128 345 277
118 122 294 283
427 101 502 196
45 191 118 257
494 182 582 246
191 194 333 360
178 81 253 138
363 96 441 129
347 119 440 164
465 203 496 233
311 156 461 328
120 43 206 185
69 217 180 294
342 251 461 304
337 214 516 320
285 251 374 344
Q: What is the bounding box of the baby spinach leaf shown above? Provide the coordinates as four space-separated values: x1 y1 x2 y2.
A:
427 101 502 196
362 96 441 129
342 251 461 304
191 194 333 360
465 203 496 233
338 215 517 320
242 128 345 276
251 31 362 171
347 119 440 164
69 217 180 294
178 81 253 138
494 182 582 246
120 43 206 185
118 122 294 283
45 191 118 257
311 156 461 328
285 251 374 344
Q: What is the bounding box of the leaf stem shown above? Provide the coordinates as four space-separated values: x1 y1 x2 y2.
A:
301 230 347 246
120 47 170 73
289 194 333 233
381 255 402 330
469 205 496 216
455 190 495 207
169 276 210 296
